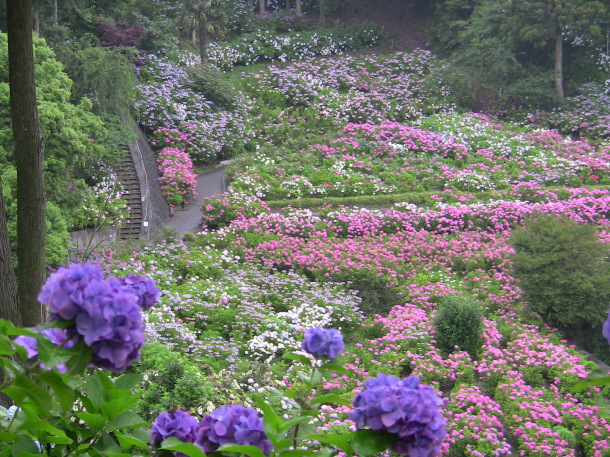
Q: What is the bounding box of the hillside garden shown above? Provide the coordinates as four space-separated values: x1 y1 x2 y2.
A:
3 1 610 457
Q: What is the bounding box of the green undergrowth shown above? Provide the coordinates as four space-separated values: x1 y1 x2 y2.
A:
265 185 610 210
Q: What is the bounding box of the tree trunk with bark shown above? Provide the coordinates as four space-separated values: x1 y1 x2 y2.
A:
191 26 197 45
296 0 301 15
554 27 565 101
33 1 39 34
7 0 46 328
0 180 19 326
319 0 326 26
259 0 265 17
199 18 208 63
54 0 58 25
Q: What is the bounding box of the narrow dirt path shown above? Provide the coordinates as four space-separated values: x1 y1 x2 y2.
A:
165 168 226 235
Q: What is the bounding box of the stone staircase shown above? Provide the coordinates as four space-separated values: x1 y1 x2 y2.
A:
117 149 142 239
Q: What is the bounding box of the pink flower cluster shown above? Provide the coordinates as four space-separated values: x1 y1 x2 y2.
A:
157 147 197 207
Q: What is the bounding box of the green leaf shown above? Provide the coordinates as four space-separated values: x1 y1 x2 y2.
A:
0 431 18 442
571 373 610 392
10 436 39 457
17 420 71 441
217 444 266 457
161 437 207 457
255 397 282 432
320 362 351 377
0 339 15 356
76 412 107 431
310 394 351 407
278 451 319 457
36 337 73 368
113 374 142 390
115 432 150 451
102 397 139 419
66 344 92 377
307 433 354 455
85 373 106 409
283 353 311 366
38 371 75 411
2 375 52 415
351 430 396 456
278 416 310 433
107 412 146 429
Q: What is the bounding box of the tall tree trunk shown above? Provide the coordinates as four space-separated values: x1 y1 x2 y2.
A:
259 0 265 17
7 0 46 328
54 0 58 26
0 180 19 326
319 0 326 26
286 0 291 10
0 182 18 408
296 0 301 15
199 19 208 63
554 27 565 101
33 1 39 34
191 26 197 45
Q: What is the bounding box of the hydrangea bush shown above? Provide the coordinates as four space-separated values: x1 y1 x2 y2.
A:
158 147 197 207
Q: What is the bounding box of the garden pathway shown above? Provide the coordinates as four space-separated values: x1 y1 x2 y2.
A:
164 167 226 235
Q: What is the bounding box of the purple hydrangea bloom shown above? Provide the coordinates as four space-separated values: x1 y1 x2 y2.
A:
301 326 344 359
37 263 146 372
351 374 445 457
603 312 610 344
118 274 160 310
150 410 199 444
38 263 104 320
14 328 76 373
195 405 273 456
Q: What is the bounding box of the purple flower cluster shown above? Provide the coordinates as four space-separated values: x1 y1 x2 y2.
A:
302 326 344 359
150 410 199 444
351 374 445 457
151 406 272 456
37 263 158 371
118 274 160 310
14 328 75 373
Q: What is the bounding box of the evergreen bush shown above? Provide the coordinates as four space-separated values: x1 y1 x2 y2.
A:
510 214 610 362
433 294 484 360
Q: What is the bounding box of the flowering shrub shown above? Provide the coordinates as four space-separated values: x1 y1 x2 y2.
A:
157 147 197 207
351 374 446 457
200 192 271 230
207 23 383 71
302 326 345 359
70 172 130 230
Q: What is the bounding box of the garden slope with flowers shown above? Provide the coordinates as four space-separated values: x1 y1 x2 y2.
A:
129 37 610 457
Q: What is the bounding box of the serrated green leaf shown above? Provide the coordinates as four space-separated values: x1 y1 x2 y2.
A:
161 437 207 457
38 371 75 411
2 375 52 415
107 411 146 429
85 374 106 409
283 353 311 366
36 337 73 369
278 450 319 457
102 397 139 419
351 430 396 456
76 412 107 431
17 420 71 440
66 344 92 377
217 444 266 457
310 394 351 407
320 362 351 377
10 436 39 457
113 374 142 391
278 416 310 433
115 432 150 451
307 433 354 455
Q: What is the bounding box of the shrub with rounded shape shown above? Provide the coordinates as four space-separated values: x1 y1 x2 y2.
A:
433 294 484 360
